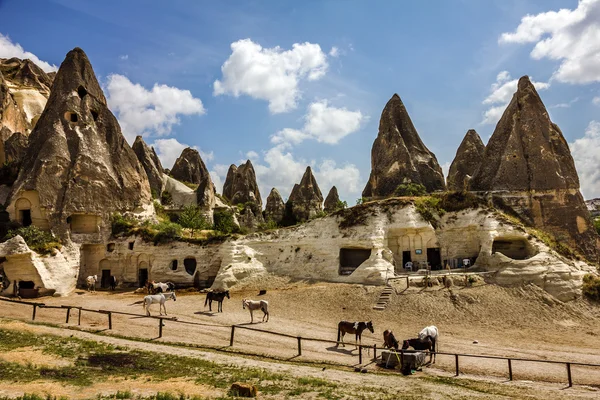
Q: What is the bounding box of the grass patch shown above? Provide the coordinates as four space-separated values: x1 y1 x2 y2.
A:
3 226 61 255
414 196 445 229
583 274 600 302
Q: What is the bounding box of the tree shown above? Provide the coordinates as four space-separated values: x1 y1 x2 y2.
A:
178 205 209 236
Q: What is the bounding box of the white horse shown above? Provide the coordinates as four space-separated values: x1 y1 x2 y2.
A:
418 325 439 363
86 275 97 292
242 299 269 323
143 292 177 316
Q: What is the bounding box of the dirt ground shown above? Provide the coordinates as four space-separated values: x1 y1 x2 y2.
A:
1 276 600 398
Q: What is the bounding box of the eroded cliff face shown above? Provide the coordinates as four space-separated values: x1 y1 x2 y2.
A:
447 129 485 191
470 76 599 262
132 136 164 198
363 94 445 198
7 48 152 237
264 188 285 224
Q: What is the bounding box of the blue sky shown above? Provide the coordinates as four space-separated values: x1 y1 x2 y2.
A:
1 0 600 202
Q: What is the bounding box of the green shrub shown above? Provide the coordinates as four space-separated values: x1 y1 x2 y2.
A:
438 191 483 212
355 197 367 205
178 205 209 235
583 274 600 302
111 213 137 236
182 181 199 190
213 209 239 234
326 200 347 213
394 182 427 197
153 221 182 243
257 219 279 231
160 190 173 206
414 197 445 229
594 217 600 236
4 226 61 255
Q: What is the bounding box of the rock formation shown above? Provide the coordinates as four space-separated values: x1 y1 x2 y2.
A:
132 136 164 198
4 131 28 164
7 47 152 235
286 167 323 222
222 160 263 230
447 129 485 191
470 76 599 262
362 94 445 198
324 186 341 213
171 147 207 185
264 188 285 224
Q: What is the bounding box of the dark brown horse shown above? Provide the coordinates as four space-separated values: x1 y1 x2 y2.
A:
383 329 399 350
336 321 374 348
204 290 230 312
402 336 435 363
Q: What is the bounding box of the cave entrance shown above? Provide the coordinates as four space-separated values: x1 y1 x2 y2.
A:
427 248 442 270
138 268 148 288
492 237 535 260
20 209 32 227
101 269 111 289
339 248 371 276
184 258 197 275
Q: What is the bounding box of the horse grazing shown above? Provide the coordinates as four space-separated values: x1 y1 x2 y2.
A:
109 276 118 291
143 292 177 316
336 321 374 348
402 336 434 363
242 299 269 323
204 290 230 312
86 275 97 292
383 329 399 350
418 325 438 362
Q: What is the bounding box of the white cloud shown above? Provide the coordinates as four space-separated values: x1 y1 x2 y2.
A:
246 150 259 160
500 0 600 84
151 138 213 170
210 171 223 195
271 100 366 146
550 97 580 108
570 120 600 199
106 74 205 142
213 39 329 113
481 71 549 125
119 54 129 60
0 33 57 72
440 161 451 182
329 47 340 57
593 96 600 106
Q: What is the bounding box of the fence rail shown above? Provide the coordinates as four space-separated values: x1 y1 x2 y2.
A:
1 296 599 387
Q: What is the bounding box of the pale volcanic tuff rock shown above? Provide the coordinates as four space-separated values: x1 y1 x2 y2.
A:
471 76 599 262
132 135 165 198
8 48 152 235
264 188 285 224
324 186 341 213
363 94 445 198
286 166 323 222
447 129 485 191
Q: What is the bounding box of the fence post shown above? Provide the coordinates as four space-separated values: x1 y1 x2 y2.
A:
566 363 572 387
455 354 459 376
32 304 37 321
65 307 70 324
359 346 363 365
406 276 409 288
108 312 112 330
297 337 302 356
78 308 81 325
508 359 513 381
400 349 404 367
229 325 235 346
373 344 377 361
158 318 164 338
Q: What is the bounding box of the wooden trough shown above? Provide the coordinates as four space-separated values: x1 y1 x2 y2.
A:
380 350 427 374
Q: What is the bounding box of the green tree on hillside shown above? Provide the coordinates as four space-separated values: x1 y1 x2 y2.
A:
178 205 209 236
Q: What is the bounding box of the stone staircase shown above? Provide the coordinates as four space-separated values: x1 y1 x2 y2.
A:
373 284 394 310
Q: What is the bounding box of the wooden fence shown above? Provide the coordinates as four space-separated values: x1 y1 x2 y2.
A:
1 296 599 387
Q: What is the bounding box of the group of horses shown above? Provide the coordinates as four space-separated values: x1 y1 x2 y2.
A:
338 321 439 363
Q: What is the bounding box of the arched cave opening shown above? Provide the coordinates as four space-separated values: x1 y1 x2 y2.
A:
184 257 197 275
339 248 372 276
492 237 536 260
77 86 88 99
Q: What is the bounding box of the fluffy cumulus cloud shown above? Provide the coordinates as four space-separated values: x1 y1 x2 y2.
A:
0 33 57 72
593 96 600 106
271 100 366 146
151 138 213 170
500 0 600 84
106 74 205 142
571 121 600 199
213 39 329 113
481 71 549 125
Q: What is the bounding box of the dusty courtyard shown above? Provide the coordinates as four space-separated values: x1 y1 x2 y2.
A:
1 276 600 398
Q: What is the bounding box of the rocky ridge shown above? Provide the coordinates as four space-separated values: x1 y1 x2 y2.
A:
132 136 164 198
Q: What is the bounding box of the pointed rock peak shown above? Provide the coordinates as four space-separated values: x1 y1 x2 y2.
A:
264 187 285 224
268 187 282 200
518 75 532 90
324 186 341 213
50 47 106 104
287 166 323 222
132 135 164 197
171 147 210 185
223 159 262 209
447 129 486 191
464 129 482 142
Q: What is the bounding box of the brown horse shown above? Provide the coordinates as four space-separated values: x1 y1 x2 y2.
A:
402 336 435 363
383 329 399 350
336 321 374 348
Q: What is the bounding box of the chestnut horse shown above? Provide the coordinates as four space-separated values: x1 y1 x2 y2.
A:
336 321 374 348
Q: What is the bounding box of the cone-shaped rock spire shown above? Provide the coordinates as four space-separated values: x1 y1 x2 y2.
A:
132 136 164 198
264 188 285 224
286 166 323 222
447 129 485 191
324 186 341 213
8 47 151 234
471 76 598 261
222 160 262 209
362 94 445 198
170 147 210 185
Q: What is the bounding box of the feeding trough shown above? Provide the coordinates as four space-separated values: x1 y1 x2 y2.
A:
380 350 427 374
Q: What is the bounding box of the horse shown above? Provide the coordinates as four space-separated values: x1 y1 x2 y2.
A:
242 299 269 323
204 290 230 312
383 329 399 350
418 325 438 362
143 292 177 316
146 281 172 294
336 321 374 348
402 336 434 363
86 275 97 292
109 276 118 291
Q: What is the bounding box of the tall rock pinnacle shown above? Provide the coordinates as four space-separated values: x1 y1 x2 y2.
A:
8 48 151 234
132 136 165 198
362 94 445 198
324 186 341 213
222 160 262 209
264 188 285 224
471 76 599 261
286 166 323 222
447 129 485 191
171 147 209 185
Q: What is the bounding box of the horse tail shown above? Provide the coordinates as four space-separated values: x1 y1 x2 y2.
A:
204 293 209 308
337 323 341 343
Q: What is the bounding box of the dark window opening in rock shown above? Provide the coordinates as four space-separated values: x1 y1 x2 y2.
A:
91 110 99 121
107 243 115 252
64 111 79 123
101 269 111 289
170 260 178 271
184 257 197 275
66 216 72 224
492 238 534 260
138 268 148 288
129 242 134 250
339 248 371 276
19 280 35 289
20 209 32 227
427 248 442 270
77 86 87 99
